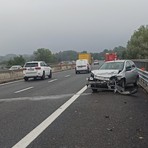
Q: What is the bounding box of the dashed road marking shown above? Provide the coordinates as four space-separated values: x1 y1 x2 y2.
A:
65 75 70 78
48 79 58 83
0 80 23 86
14 87 33 93
12 85 87 148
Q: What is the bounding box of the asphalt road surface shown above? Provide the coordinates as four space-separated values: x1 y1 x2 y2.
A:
0 65 148 148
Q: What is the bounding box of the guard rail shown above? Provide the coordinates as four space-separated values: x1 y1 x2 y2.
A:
137 68 148 92
133 59 148 71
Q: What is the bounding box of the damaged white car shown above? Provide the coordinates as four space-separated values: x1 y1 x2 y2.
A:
87 60 139 94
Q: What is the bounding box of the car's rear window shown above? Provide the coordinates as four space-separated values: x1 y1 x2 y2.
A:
76 60 88 65
25 63 38 67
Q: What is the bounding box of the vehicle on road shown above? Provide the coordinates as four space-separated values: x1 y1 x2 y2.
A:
105 53 117 61
23 61 52 81
9 65 22 70
93 60 99 65
75 59 91 74
78 53 92 65
87 60 139 93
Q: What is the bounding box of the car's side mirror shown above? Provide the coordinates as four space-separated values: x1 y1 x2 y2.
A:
126 66 132 71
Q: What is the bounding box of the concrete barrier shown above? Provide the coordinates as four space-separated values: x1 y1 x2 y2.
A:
0 70 23 83
0 64 75 84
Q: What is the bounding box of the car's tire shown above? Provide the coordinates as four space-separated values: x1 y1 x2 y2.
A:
92 89 97 93
134 80 138 86
41 71 45 80
48 71 52 78
119 79 126 91
24 77 28 81
76 71 78 74
134 76 139 86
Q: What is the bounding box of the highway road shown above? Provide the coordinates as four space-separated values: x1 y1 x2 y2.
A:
0 65 148 148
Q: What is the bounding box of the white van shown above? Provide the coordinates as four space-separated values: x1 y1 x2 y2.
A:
75 59 91 74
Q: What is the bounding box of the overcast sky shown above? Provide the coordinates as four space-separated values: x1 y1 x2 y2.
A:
0 0 148 56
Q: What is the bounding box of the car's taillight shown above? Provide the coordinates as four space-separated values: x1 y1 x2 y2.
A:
35 67 41 70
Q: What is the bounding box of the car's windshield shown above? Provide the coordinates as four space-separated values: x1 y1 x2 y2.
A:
99 62 124 70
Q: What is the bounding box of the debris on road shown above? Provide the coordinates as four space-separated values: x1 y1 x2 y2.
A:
139 136 144 140
104 115 110 119
107 128 113 131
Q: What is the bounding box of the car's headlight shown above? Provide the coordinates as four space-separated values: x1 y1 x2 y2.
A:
110 76 117 81
116 74 123 80
86 72 95 81
91 73 94 78
89 77 94 80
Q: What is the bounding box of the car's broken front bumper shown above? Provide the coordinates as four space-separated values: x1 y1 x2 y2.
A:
87 76 138 95
87 77 115 90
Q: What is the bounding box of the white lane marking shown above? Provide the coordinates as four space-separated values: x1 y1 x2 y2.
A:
12 85 87 148
65 75 70 78
0 93 91 102
14 87 33 94
48 79 57 83
0 80 23 86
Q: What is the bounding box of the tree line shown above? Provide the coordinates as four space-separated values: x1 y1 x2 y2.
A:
2 25 148 67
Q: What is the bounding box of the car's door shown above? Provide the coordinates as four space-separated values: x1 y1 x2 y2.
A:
129 60 138 83
125 61 133 84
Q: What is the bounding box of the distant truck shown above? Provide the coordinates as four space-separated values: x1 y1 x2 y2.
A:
105 53 117 61
78 53 92 64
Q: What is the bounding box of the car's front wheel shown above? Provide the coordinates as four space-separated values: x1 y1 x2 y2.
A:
134 76 139 86
119 79 126 91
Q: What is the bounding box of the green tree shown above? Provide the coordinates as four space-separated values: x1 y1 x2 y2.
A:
7 55 25 67
33 48 53 63
81 51 87 53
54 50 78 62
127 25 148 59
113 46 126 59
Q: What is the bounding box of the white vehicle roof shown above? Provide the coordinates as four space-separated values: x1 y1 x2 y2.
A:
76 59 88 63
11 65 22 67
25 61 44 63
9 65 22 70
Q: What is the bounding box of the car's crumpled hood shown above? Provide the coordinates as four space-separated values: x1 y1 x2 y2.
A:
91 69 120 79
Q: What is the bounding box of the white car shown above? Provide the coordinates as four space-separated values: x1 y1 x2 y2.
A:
23 61 52 81
87 60 139 92
75 59 91 74
9 65 22 70
93 60 99 65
